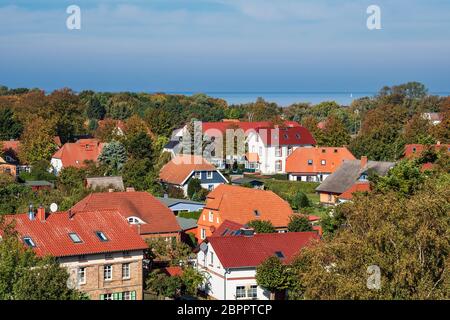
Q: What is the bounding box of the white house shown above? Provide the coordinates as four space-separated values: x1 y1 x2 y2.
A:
246 126 316 175
196 230 320 300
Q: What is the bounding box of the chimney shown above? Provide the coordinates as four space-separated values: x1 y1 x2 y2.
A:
126 187 135 192
68 209 74 220
436 141 441 146
37 205 47 221
360 156 368 169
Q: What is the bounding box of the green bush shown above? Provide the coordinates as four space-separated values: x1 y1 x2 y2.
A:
178 210 202 220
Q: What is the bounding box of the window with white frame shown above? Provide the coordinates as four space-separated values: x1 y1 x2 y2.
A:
275 160 282 172
206 171 213 179
247 285 257 298
102 293 113 300
321 160 326 166
210 252 214 265
122 263 130 280
275 146 282 157
78 267 86 285
104 265 112 281
194 172 202 179
307 159 313 165
208 211 214 222
236 286 246 298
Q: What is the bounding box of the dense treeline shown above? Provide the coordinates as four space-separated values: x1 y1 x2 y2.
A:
0 82 448 215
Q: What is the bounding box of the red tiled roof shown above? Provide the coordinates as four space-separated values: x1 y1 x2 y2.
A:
256 126 316 146
286 147 355 174
201 120 300 135
203 185 294 228
162 266 183 277
71 191 181 234
404 144 450 159
3 210 148 257
421 162 435 171
207 232 319 268
1 140 20 153
339 182 371 200
159 155 216 185
52 139 105 168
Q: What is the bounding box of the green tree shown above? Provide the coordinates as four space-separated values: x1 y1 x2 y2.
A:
98 140 127 175
320 115 351 147
187 178 202 200
125 131 153 160
85 95 106 120
181 267 205 296
0 107 23 140
247 220 276 234
289 171 449 299
288 215 313 232
290 191 311 210
19 117 57 164
256 256 290 300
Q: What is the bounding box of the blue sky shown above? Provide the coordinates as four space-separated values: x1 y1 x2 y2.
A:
0 0 449 93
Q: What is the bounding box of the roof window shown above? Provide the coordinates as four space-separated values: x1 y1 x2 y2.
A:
69 233 83 243
275 251 285 259
23 237 36 248
95 231 108 242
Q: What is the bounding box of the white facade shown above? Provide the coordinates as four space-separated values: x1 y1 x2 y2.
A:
246 132 313 175
288 173 331 182
50 158 63 175
196 243 271 300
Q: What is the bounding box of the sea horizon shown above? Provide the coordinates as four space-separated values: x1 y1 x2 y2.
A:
160 91 450 107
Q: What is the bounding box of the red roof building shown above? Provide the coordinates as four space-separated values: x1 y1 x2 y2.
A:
197 185 294 240
207 232 319 268
51 139 105 173
3 208 147 257
2 207 148 300
404 143 450 159
201 120 300 136
71 191 181 240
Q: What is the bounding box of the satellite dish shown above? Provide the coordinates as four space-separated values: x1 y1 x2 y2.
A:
50 203 58 213
199 242 208 253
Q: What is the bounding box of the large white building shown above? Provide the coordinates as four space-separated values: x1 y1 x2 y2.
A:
196 226 320 300
246 126 316 175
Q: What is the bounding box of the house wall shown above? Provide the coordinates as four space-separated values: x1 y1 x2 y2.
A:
197 244 270 300
180 170 227 196
288 173 330 182
59 250 144 300
0 163 17 177
247 132 313 175
319 192 339 205
50 158 63 175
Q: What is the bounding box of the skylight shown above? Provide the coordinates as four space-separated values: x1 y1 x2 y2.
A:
95 231 108 242
69 233 82 243
275 251 285 259
23 237 36 248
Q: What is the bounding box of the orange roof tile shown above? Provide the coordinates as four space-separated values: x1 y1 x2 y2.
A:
52 139 105 168
286 147 355 174
3 209 148 258
159 155 216 185
203 185 294 228
71 191 181 234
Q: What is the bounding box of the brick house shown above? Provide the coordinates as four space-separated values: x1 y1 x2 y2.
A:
71 191 181 241
3 206 148 300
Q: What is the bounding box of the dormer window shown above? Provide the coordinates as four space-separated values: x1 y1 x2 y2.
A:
275 251 285 259
254 210 260 217
284 134 288 139
321 149 326 153
206 171 213 179
412 147 417 153
23 237 36 248
69 233 82 243
95 231 108 242
308 159 313 165
127 216 143 224
296 133 301 139
321 160 326 166
194 172 202 179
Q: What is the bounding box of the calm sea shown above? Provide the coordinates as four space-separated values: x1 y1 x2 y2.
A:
166 91 450 107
